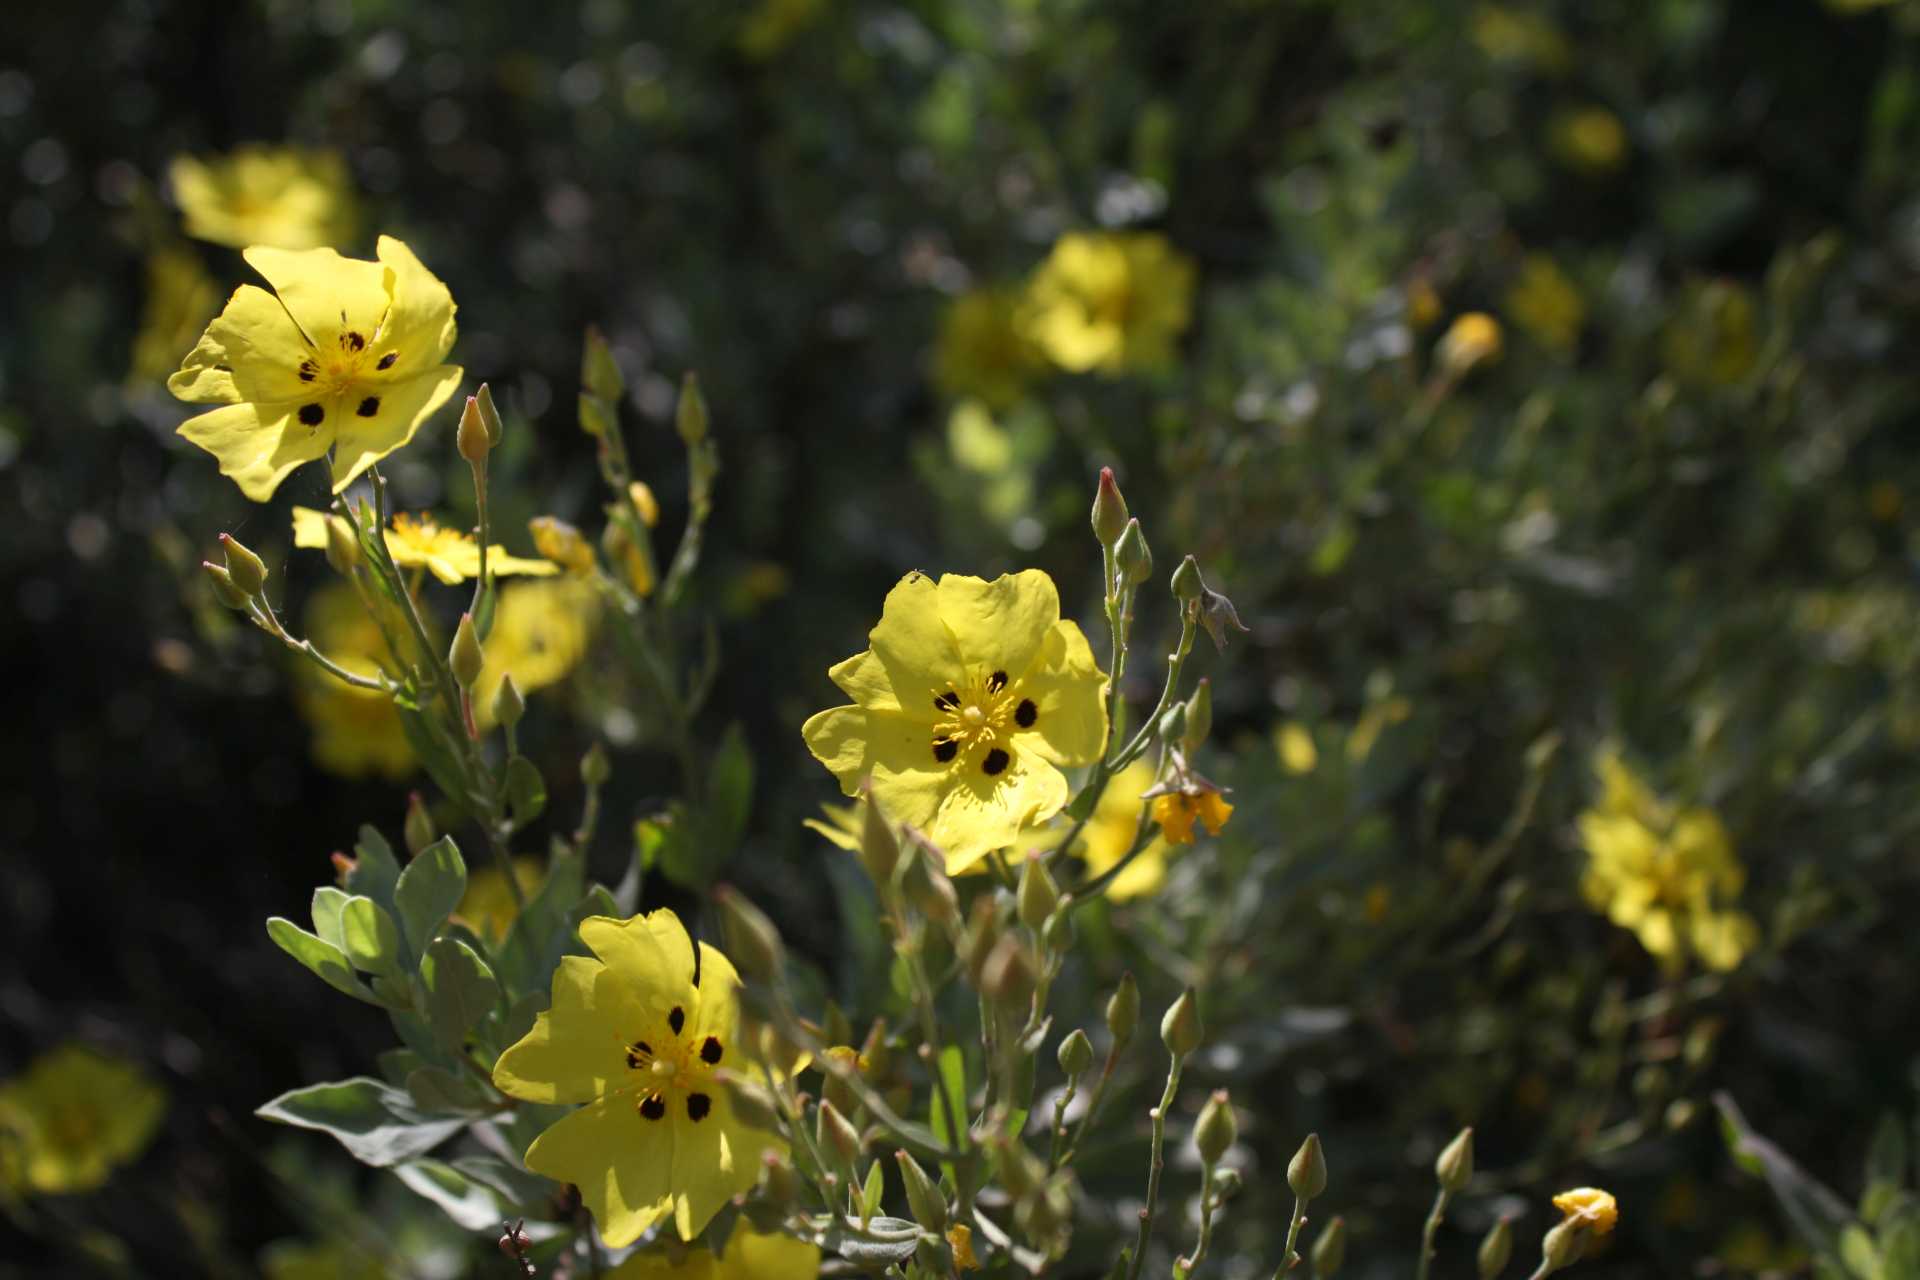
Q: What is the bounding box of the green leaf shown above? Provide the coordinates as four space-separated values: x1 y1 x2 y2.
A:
504 756 547 831
930 1044 966 1186
405 1066 492 1115
493 848 589 996
395 1158 509 1231
377 1049 428 1088
1716 1092 1857 1265
346 825 403 914
1881 1210 1920 1280
819 1218 922 1265
266 918 377 1005
707 722 755 852
340 896 405 977
394 837 467 958
860 1159 886 1221
311 887 351 951
452 1154 553 1210
424 937 500 1056
370 974 416 1012
256 1077 467 1167
1842 1224 1881 1280
1871 1115 1909 1197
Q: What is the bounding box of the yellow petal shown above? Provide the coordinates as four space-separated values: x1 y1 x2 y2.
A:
168 283 314 405
492 955 654 1105
290 506 330 549
929 747 1069 874
374 235 459 372
326 366 464 493
523 1093 674 1248
668 1080 773 1241
243 245 389 353
1009 620 1106 766
715 1230 821 1279
866 572 965 698
581 911 699 1014
827 649 906 715
935 570 1059 682
177 401 334 503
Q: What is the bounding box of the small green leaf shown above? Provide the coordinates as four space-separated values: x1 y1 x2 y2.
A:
311 887 351 951
377 1049 428 1088
424 937 500 1056
1880 1210 1920 1280
819 1218 922 1265
395 1158 509 1231
1841 1224 1880 1280
505 756 547 830
395 838 467 958
707 723 755 852
347 825 403 913
266 918 377 1004
930 1044 966 1186
1870 1115 1909 1196
860 1159 886 1222
340 896 404 977
370 974 415 1012
405 1066 491 1115
256 1077 466 1167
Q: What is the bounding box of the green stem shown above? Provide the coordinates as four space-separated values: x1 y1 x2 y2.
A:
1268 1194 1311 1279
1064 805 1157 905
1055 1044 1119 1171
1112 612 1197 770
467 461 490 620
1416 1189 1453 1280
1126 1052 1186 1280
1177 1163 1220 1279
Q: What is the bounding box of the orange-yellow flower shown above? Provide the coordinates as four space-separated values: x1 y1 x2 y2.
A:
1149 787 1233 845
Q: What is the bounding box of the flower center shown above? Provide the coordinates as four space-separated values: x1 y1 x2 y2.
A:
622 1004 723 1124
930 668 1041 778
290 314 402 433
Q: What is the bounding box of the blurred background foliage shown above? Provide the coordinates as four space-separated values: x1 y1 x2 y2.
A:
8 0 1920 1272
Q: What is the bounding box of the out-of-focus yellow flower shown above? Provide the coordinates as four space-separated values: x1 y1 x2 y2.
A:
169 146 357 251
611 1227 820 1277
1025 759 1173 900
1577 748 1758 973
1406 278 1443 330
1471 6 1572 71
1021 232 1195 376
1435 313 1503 379
1553 1187 1619 1237
737 0 826 61
129 246 219 386
948 1223 982 1271
629 482 660 527
293 508 555 585
0 1044 166 1196
1363 884 1392 923
1150 784 1233 846
1347 697 1412 763
1549 107 1629 175
296 583 414 780
458 857 545 942
1505 255 1585 352
1277 723 1319 774
529 515 597 575
472 578 599 729
1663 280 1757 386
934 288 1045 409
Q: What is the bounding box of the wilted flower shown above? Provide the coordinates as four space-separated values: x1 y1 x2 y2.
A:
0 1044 166 1195
1149 782 1233 846
169 145 357 250
1021 231 1195 375
1552 1187 1619 1236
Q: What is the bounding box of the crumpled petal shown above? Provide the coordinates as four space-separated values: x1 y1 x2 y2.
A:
178 401 335 503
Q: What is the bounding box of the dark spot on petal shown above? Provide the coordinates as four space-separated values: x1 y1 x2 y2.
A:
686 1093 712 1122
357 396 380 417
700 1036 723 1064
1015 699 1038 728
988 670 1008 692
668 1006 685 1035
639 1095 666 1121
298 361 316 382
934 690 961 712
625 1050 638 1068
634 1040 651 1057
298 403 325 427
343 330 365 351
376 351 398 370
933 738 958 763
983 748 1010 776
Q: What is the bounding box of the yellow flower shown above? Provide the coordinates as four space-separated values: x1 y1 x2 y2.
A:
1276 723 1319 774
1505 254 1585 352
169 146 357 251
295 583 414 780
934 288 1044 409
129 246 220 386
1549 107 1629 175
948 1223 982 1271
1577 749 1757 973
1025 759 1172 900
0 1044 166 1195
1552 1187 1619 1237
471 578 599 729
457 857 544 942
492 911 784 1245
169 236 462 501
1436 313 1503 378
610 1228 821 1278
291 508 555 586
1021 232 1195 375
802 570 1108 874
529 515 597 575
1150 786 1233 846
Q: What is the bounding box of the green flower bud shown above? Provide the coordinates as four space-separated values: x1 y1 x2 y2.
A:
758 1151 801 1208
897 835 961 931
1436 1127 1474 1193
202 561 250 611
715 885 784 986
714 1069 782 1132
1017 854 1059 931
1311 1215 1348 1278
1478 1217 1514 1280
450 612 484 687
583 326 625 403
980 934 1036 1008
858 790 900 888
322 513 361 575
578 391 614 439
1092 466 1130 548
474 381 505 447
1057 1029 1094 1079
1115 518 1153 586
914 1235 949 1274
457 394 491 463
962 893 1004 986
991 1136 1041 1198
1288 1133 1327 1200
676 370 709 446
1194 1089 1237 1166
1160 987 1202 1058
1540 1220 1582 1273
218 532 267 598
403 791 436 857
1170 554 1203 605
581 740 611 786
493 673 527 729
1157 702 1187 745
1106 973 1140 1049
1182 679 1212 754
1041 907 1075 953
1212 1166 1244 1202
895 1148 948 1234
817 1098 862 1164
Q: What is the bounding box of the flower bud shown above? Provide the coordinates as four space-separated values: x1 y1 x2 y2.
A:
758 1151 801 1207
1311 1215 1348 1278
1437 312 1503 379
603 520 655 597
1106 973 1140 1048
493 673 527 729
1288 1133 1328 1199
1194 1089 1237 1166
1170 554 1203 605
676 371 709 446
1478 1217 1514 1280
1057 1029 1094 1079
578 391 615 438
895 1149 947 1233
450 612 484 687
529 516 594 574
1436 1126 1474 1193
1213 1166 1244 1202
980 934 1036 1007
858 791 900 888
715 885 784 985
628 480 660 528
1041 907 1075 953
1160 988 1202 1058
715 1070 783 1132
475 382 504 447
1092 466 1130 548
991 1136 1041 1198
816 1098 861 1164
962 893 1003 986
457 395 492 463
202 561 250 611
1157 702 1187 745
403 791 436 857
322 513 361 575
583 327 625 403
1182 679 1212 754
897 833 961 931
1115 518 1153 586
1017 854 1059 931
1539 1220 1582 1273
218 533 267 598
581 741 611 786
